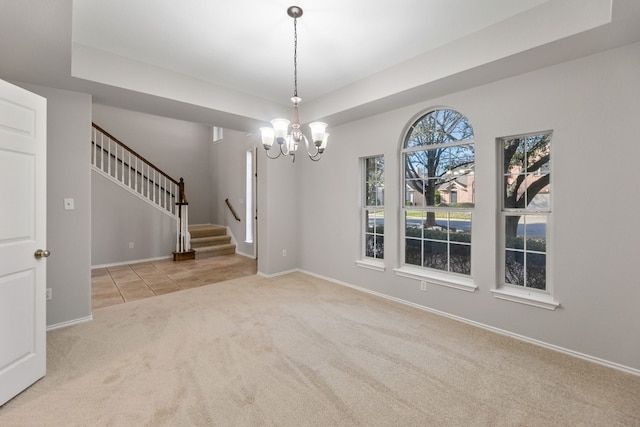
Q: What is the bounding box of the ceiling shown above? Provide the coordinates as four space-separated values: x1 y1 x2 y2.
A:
72 0 547 104
1 0 640 132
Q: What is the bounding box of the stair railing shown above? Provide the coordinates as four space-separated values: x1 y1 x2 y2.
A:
91 123 192 256
225 198 241 222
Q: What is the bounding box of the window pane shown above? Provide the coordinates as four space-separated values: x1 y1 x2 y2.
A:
365 234 384 259
450 211 472 243
525 215 546 252
366 210 385 233
405 238 422 266
405 178 425 206
505 250 524 286
366 183 383 206
404 109 473 148
375 235 385 260
505 215 525 249
527 253 546 290
423 241 447 271
527 175 550 210
405 211 423 238
450 244 471 275
365 234 375 258
365 210 374 233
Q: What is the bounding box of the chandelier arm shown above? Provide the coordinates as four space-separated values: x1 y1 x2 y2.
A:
265 148 284 160
301 134 324 161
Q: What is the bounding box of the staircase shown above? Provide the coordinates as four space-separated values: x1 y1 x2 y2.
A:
189 225 236 259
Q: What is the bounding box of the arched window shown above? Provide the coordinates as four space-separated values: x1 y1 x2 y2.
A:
401 108 475 277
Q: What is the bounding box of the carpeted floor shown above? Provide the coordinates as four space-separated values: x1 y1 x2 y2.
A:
1 272 639 426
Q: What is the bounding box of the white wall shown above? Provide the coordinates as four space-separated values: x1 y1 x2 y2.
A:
296 42 640 372
16 83 93 327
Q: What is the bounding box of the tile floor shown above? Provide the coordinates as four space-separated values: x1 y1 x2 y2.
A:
91 254 257 310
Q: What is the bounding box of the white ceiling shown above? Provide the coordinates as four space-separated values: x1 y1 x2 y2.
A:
1 0 640 132
72 0 547 104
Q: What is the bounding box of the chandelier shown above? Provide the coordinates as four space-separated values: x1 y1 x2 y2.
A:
260 6 328 162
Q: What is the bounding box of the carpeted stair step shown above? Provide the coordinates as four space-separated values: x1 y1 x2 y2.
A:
187 224 236 259
194 243 236 259
190 235 231 249
189 224 226 239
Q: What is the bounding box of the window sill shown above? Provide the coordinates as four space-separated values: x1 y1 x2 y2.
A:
490 287 560 311
393 266 477 292
355 259 386 272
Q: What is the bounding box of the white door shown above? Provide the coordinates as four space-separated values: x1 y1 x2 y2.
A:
0 79 47 406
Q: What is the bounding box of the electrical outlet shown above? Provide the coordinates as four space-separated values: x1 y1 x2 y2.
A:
282 249 287 257
420 281 427 292
46 288 52 300
129 242 134 249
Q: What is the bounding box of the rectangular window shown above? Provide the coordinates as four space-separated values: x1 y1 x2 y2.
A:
499 132 551 291
403 144 474 277
362 156 384 262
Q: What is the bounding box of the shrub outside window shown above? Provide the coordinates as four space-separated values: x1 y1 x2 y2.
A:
401 109 474 276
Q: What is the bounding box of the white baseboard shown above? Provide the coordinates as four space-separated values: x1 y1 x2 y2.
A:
235 251 256 260
257 268 298 278
298 269 640 377
92 255 172 269
47 315 93 331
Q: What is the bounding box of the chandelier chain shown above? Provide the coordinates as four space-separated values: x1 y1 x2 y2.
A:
293 15 298 98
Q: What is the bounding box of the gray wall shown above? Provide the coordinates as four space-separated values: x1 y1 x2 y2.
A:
295 42 640 371
92 104 213 224
209 129 257 258
16 83 93 327
91 171 175 265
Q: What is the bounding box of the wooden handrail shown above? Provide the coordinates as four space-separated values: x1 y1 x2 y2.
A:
91 140 175 197
225 198 241 222
92 122 178 186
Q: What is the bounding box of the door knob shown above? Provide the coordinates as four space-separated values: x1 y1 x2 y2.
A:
34 249 50 259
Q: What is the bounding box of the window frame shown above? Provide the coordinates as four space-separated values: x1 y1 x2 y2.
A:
394 108 477 292
356 155 386 272
492 130 559 310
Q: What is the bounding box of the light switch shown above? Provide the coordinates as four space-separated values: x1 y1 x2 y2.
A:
64 198 74 210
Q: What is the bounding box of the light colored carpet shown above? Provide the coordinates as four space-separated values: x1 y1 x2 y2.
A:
1 272 638 426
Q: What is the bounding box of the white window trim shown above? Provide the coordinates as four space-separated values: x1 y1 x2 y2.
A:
494 131 557 310
393 266 477 292
356 259 386 272
359 155 385 266
491 287 559 310
400 108 476 282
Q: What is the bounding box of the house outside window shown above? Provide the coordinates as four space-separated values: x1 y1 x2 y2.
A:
400 109 475 277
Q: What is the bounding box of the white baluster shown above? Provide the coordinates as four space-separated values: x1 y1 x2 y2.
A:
92 128 96 166
100 133 104 170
